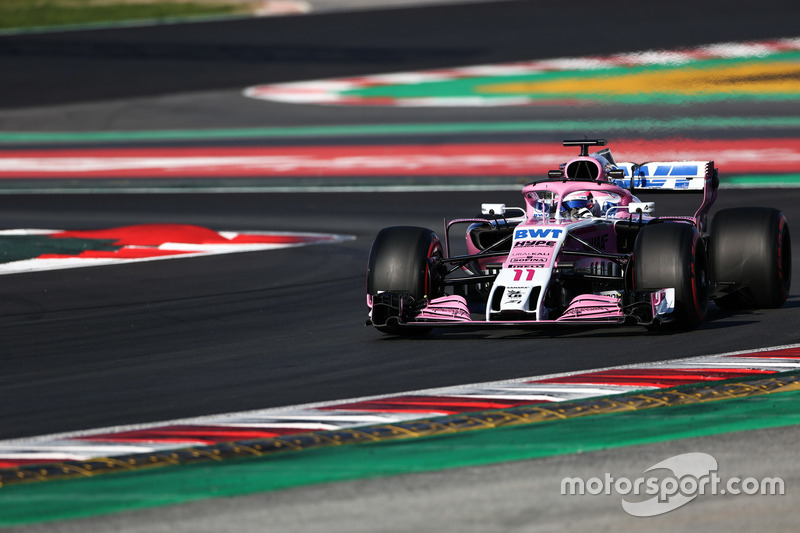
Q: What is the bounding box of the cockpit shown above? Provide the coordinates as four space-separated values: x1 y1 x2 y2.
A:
525 189 626 220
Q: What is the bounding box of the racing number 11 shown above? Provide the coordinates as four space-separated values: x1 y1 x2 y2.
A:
513 269 536 281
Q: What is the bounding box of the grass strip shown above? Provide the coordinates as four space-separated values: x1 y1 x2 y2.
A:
2 117 800 144
0 0 248 32
725 174 800 187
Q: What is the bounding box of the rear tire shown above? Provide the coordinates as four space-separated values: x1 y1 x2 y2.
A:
367 226 443 335
634 223 709 330
710 208 791 309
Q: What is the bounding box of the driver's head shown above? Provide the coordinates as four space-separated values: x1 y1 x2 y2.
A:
562 191 594 211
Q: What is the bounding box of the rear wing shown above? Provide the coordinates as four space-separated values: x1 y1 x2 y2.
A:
610 160 719 232
610 161 717 192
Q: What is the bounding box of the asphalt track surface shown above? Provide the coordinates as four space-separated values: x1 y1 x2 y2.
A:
2 0 800 529
1 188 799 443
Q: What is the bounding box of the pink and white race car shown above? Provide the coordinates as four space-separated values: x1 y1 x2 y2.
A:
366 139 791 333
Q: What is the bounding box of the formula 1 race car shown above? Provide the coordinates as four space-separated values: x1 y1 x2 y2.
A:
366 139 791 334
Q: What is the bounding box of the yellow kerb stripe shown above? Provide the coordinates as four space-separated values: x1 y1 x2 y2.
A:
477 61 800 96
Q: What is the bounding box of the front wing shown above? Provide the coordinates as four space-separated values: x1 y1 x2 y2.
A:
368 289 675 329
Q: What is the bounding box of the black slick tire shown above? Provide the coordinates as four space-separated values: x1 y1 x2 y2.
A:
710 207 791 309
367 226 443 335
634 223 709 330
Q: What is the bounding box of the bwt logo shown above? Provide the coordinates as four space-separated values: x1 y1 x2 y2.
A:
515 228 563 240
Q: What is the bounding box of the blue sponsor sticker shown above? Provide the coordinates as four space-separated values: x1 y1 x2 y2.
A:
515 228 564 239
670 165 698 176
654 165 672 176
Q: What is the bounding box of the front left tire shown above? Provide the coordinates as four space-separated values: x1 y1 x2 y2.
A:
633 222 709 330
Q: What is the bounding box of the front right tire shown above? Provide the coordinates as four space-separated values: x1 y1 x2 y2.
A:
366 226 443 335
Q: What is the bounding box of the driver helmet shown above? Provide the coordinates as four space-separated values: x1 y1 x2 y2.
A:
562 191 598 217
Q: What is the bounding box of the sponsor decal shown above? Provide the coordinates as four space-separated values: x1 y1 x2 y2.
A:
509 257 548 266
616 178 690 189
562 306 608 316
510 239 555 267
515 228 563 240
513 240 556 248
504 288 525 304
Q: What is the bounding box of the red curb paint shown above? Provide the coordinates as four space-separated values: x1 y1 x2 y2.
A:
74 425 323 445
320 395 546 415
732 348 800 358
0 225 348 275
39 249 195 260
51 224 326 245
534 368 776 388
